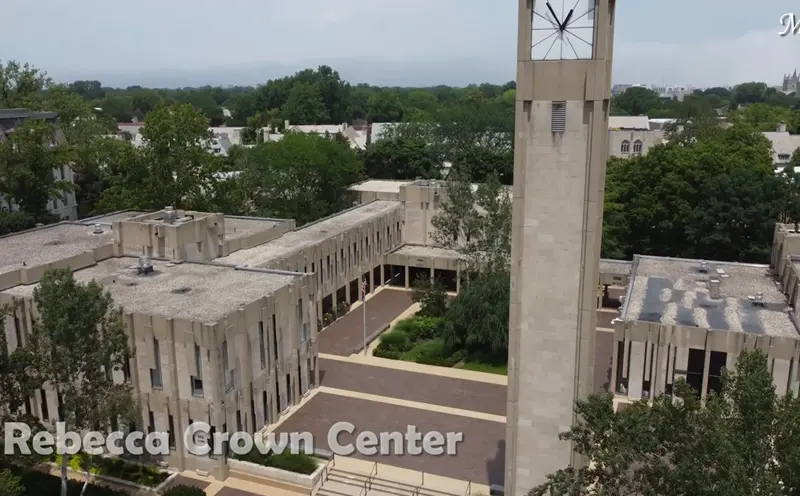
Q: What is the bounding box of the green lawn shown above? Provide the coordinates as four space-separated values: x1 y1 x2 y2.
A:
456 360 508 375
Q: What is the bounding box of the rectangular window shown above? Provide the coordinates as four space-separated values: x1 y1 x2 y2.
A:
59 165 65 180
13 315 21 348
259 322 267 369
551 101 566 132
262 390 269 426
250 394 257 434
222 340 233 392
298 356 304 396
192 344 204 397
272 314 278 361
148 411 155 434
151 338 163 388
236 410 242 432
340 249 344 273
57 393 64 422
276 378 282 411
286 373 293 407
298 299 307 344
168 415 176 449
122 353 131 382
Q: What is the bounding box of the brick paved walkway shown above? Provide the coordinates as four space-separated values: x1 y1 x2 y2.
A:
273 392 506 486
320 358 506 416
317 289 413 355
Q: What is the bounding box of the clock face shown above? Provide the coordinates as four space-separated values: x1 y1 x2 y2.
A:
531 0 596 60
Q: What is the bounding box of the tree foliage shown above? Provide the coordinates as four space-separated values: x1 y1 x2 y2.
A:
360 137 441 180
410 275 448 318
236 132 364 224
28 269 135 496
602 122 785 263
531 350 800 496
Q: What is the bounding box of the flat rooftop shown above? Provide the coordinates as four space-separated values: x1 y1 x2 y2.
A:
2 258 298 324
348 180 413 194
0 223 114 275
392 244 459 259
600 259 633 276
624 256 798 338
224 216 286 241
215 201 401 267
80 211 147 225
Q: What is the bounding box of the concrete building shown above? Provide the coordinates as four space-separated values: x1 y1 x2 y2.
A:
0 109 78 220
505 0 617 494
0 209 318 478
607 116 666 158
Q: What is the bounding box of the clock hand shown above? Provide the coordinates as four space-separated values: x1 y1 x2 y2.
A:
562 8 575 28
545 2 563 30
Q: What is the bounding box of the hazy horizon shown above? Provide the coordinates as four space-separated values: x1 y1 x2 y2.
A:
6 1 800 89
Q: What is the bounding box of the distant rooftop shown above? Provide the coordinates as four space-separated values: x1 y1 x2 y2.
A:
224 216 286 241
349 180 414 194
392 244 459 259
608 116 651 130
600 259 633 276
215 201 401 267
80 211 147 225
0 223 113 275
2 257 298 324
624 256 798 338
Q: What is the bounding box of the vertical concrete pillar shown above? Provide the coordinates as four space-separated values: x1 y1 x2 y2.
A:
774 358 791 395
700 349 711 400
456 268 461 293
369 266 375 292
674 346 689 383
609 340 620 394
404 265 410 289
627 342 645 399
653 343 669 396
430 266 435 281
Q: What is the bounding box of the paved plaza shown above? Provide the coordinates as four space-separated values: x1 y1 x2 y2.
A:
317 289 413 355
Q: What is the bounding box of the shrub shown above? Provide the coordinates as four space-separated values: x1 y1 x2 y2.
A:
377 330 411 353
232 450 317 475
163 485 206 496
0 462 128 496
0 469 24 496
402 316 444 342
402 339 463 367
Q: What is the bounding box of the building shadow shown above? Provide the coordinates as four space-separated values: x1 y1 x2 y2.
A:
485 438 506 488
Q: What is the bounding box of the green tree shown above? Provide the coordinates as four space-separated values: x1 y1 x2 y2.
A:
0 60 49 108
238 132 363 224
98 103 222 211
0 118 72 220
361 137 440 180
29 269 135 496
603 123 784 262
241 114 263 145
731 81 769 106
442 269 509 361
366 90 404 122
0 469 24 496
281 83 328 125
531 350 790 496
410 276 448 318
611 86 662 116
432 172 511 273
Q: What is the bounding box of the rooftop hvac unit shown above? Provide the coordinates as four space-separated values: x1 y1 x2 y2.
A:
748 292 766 307
709 279 721 299
163 206 177 223
137 255 154 275
698 261 709 273
92 223 104 234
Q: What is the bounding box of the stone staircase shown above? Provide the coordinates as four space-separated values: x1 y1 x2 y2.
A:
316 466 468 496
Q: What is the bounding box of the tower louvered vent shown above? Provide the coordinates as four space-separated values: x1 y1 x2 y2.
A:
551 101 566 132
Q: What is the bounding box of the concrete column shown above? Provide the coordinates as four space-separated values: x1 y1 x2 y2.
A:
456 268 461 292
609 340 620 394
673 346 689 383
345 282 351 303
774 358 791 395
627 342 646 399
378 264 384 286
404 265 410 289
700 349 711 400
369 266 375 292
653 344 669 396
430 266 435 281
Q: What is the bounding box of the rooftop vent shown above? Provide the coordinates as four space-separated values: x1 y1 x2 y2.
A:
171 287 190 294
137 256 154 275
709 279 721 299
163 206 176 223
698 261 709 273
92 223 104 234
748 292 766 307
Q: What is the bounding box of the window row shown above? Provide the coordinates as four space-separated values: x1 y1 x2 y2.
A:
312 221 402 285
620 139 643 154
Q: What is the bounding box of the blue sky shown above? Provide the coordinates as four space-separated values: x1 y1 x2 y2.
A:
4 0 800 87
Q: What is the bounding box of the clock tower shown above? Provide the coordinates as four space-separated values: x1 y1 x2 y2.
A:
505 0 616 494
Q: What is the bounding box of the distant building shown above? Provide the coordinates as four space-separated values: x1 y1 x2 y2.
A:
783 71 800 94
0 109 77 220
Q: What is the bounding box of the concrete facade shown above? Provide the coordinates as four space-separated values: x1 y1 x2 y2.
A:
0 210 317 479
505 1 617 494
608 129 665 158
613 253 800 404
